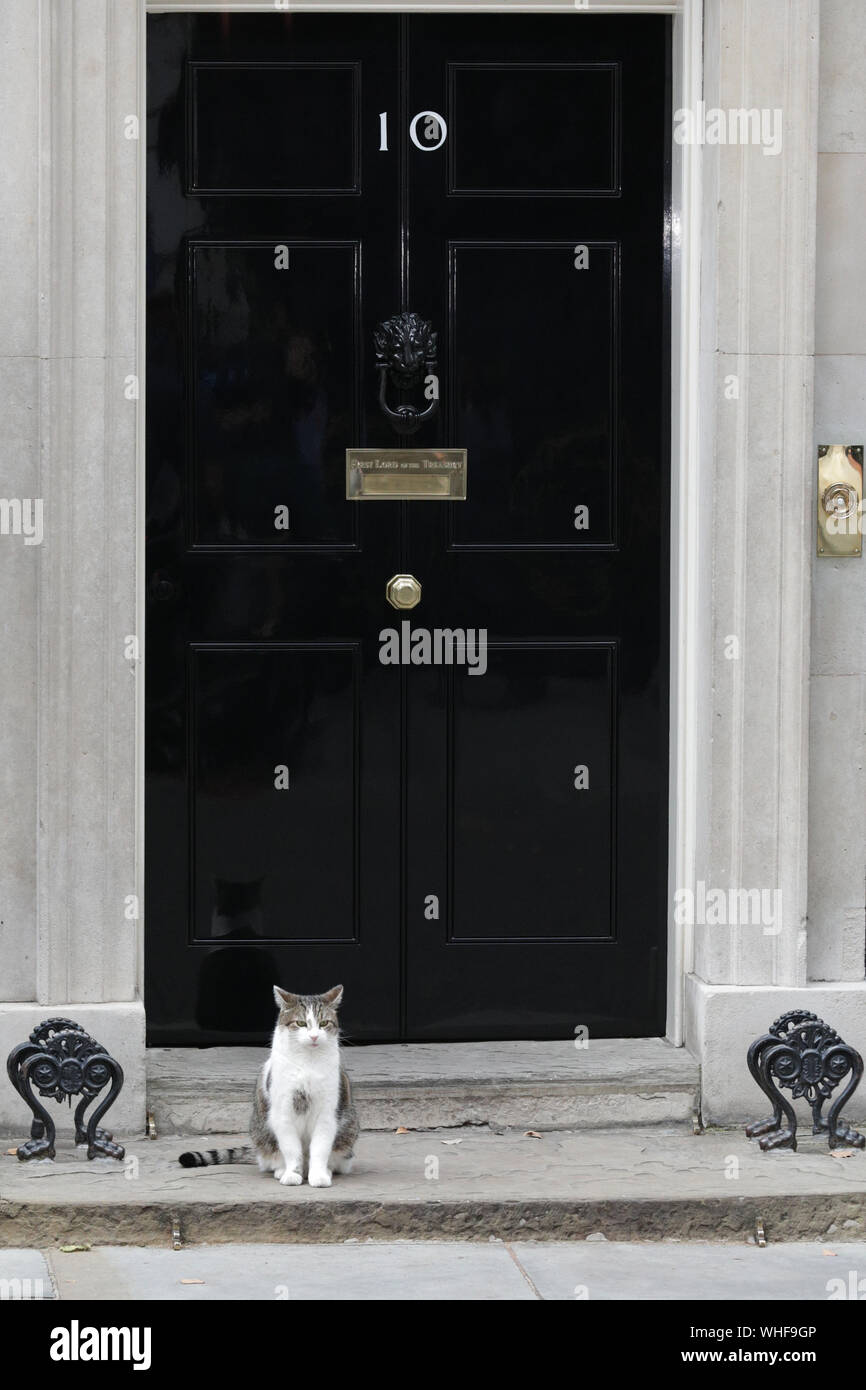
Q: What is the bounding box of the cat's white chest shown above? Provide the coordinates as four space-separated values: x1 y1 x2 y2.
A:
266 1048 338 1137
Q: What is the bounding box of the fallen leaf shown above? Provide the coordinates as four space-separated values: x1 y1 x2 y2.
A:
59 1244 91 1253
180 1278 205 1285
441 1139 463 1146
395 1126 409 1135
524 1131 542 1139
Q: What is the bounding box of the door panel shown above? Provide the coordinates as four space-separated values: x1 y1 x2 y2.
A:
449 241 617 548
447 62 619 197
190 644 360 946
448 644 615 943
146 12 670 1044
189 240 361 546
146 14 401 1043
406 14 668 1037
188 62 360 195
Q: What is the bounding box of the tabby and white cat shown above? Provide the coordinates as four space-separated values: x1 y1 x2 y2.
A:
179 984 358 1186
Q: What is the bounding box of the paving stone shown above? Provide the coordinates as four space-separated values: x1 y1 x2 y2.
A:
513 1240 866 1301
50 1241 534 1301
0 1248 53 1299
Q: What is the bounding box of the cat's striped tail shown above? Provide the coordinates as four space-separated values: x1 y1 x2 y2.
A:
178 1146 252 1168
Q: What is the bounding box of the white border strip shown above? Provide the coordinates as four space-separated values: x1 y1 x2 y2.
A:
136 0 148 999
666 0 701 1045
147 4 682 13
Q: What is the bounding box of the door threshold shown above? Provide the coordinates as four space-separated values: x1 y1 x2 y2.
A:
147 1037 699 1135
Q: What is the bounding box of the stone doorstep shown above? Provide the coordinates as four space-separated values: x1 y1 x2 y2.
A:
1 1126 865 1249
146 1038 701 1135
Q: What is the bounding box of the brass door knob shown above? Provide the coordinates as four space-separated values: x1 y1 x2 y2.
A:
386 573 422 610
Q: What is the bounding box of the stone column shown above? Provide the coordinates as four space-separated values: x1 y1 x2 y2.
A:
808 0 866 985
686 0 866 1122
0 0 143 1132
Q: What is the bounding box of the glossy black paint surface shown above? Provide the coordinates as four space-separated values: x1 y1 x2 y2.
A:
146 13 670 1043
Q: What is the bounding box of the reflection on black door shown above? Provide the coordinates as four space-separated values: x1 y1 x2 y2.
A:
146 13 670 1044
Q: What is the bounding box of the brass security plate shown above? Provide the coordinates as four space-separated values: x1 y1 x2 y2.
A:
346 448 467 500
817 445 863 557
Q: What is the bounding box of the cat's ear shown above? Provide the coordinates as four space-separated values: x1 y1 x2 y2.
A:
320 984 344 1009
273 985 298 1011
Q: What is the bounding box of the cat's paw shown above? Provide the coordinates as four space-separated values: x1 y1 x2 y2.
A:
308 1167 332 1188
278 1168 303 1186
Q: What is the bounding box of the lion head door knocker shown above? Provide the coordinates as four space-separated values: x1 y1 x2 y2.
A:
374 311 438 435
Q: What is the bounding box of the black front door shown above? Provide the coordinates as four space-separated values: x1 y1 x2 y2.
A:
146 12 670 1044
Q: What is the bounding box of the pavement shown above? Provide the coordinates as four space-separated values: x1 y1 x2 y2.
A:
2 1124 865 1247
4 1240 866 1301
